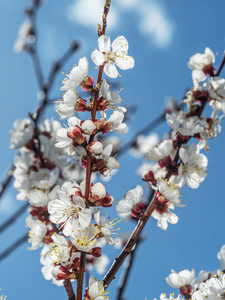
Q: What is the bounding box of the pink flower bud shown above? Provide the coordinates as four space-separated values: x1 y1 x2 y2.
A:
81 120 97 135
89 247 102 257
87 141 104 155
80 76 94 91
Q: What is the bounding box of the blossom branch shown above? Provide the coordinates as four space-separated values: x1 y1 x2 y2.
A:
64 279 76 300
0 42 79 201
76 252 86 300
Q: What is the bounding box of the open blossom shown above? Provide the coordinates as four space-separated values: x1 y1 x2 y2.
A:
160 294 183 300
56 89 79 119
166 269 195 291
48 182 92 235
116 185 144 218
60 57 90 91
91 35 134 78
70 224 97 252
144 139 173 162
9 118 34 149
94 211 117 245
173 144 208 189
166 111 206 137
26 215 48 250
100 79 121 106
85 276 110 300
192 274 225 300
107 108 128 134
188 47 215 82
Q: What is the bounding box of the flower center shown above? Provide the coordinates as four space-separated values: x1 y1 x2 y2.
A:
105 51 116 64
69 204 80 218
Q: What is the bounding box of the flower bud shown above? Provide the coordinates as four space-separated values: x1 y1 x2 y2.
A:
89 247 102 257
87 141 104 155
80 76 94 91
91 182 106 199
81 120 97 135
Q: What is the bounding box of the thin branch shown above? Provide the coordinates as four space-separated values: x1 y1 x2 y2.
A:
0 42 79 201
77 252 86 300
216 51 225 76
64 279 76 300
0 202 29 234
116 237 144 300
0 232 28 262
103 95 209 288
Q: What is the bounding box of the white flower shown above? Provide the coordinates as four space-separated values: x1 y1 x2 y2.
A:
50 233 71 264
70 224 97 252
166 269 195 288
166 111 205 137
152 210 178 231
56 89 79 119
144 139 173 161
107 109 128 134
9 118 34 149
116 185 143 217
94 211 117 245
160 293 183 300
29 168 59 189
81 120 97 135
87 276 109 300
100 79 121 105
26 216 48 250
60 57 89 91
27 185 58 207
188 47 215 82
40 244 64 287
174 144 208 189
100 144 120 176
91 35 134 78
192 274 225 300
48 183 91 235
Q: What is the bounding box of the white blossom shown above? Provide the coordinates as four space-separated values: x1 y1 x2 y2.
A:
9 118 34 149
92 35 134 78
70 224 97 252
166 268 195 288
188 47 215 82
60 57 89 91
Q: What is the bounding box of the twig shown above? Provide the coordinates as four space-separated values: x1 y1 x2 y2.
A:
216 51 225 76
64 279 76 300
0 232 28 262
0 202 29 234
77 252 86 300
103 91 210 288
116 237 144 300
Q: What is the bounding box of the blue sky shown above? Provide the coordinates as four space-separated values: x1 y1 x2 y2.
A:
1 0 225 299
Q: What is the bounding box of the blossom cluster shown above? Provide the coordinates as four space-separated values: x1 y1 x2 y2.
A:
134 47 224 230
161 243 225 300
10 33 134 297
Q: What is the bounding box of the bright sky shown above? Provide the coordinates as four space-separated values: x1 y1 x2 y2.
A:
1 0 225 299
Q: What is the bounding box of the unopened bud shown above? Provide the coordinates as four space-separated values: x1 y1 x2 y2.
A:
87 141 104 155
81 120 97 135
91 182 106 199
